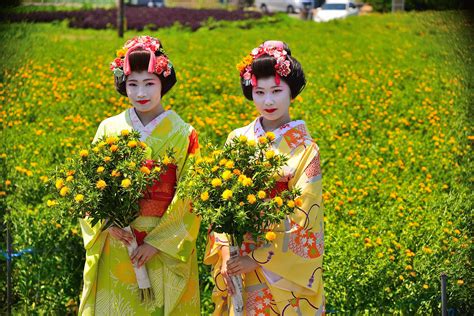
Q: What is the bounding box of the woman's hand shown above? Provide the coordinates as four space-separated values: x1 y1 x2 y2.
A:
227 255 259 276
108 226 134 246
219 246 235 295
131 243 159 268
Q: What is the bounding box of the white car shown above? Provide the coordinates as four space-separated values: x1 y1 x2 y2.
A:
255 0 314 13
313 1 359 22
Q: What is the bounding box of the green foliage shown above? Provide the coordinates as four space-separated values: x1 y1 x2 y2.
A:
0 10 472 314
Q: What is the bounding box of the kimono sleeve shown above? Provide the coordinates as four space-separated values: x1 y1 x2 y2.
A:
251 142 324 296
144 128 201 263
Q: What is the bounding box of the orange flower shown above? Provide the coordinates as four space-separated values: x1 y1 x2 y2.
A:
140 166 151 175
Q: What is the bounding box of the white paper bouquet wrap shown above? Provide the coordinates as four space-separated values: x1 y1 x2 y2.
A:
123 226 154 302
229 245 244 316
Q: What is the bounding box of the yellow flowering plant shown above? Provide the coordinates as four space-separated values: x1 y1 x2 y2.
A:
178 132 301 246
49 130 171 229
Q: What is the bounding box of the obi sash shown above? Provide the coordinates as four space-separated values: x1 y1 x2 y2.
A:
139 163 177 218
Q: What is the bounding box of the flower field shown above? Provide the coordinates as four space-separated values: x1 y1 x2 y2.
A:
0 10 473 314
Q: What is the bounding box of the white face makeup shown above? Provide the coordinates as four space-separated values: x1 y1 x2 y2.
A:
126 71 164 119
252 76 292 131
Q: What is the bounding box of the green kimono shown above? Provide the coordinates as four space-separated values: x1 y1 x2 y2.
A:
79 109 201 315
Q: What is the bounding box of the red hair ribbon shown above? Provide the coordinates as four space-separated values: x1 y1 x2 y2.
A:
274 73 281 85
251 74 257 87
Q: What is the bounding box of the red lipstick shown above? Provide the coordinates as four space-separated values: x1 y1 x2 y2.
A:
137 100 149 105
265 109 277 113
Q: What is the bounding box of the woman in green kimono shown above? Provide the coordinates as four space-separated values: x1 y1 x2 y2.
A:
205 41 325 315
79 36 201 315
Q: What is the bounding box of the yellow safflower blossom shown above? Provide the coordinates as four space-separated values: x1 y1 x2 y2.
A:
219 158 228 166
96 180 107 190
75 194 84 203
97 166 105 173
79 150 88 158
222 189 233 200
258 136 268 144
106 136 118 145
140 166 151 175
128 140 138 148
265 150 275 159
265 231 277 241
225 160 235 169
120 129 129 136
60 186 69 196
242 177 253 187
247 139 256 147
274 196 283 207
239 135 248 143
265 131 276 141
222 170 233 180
55 179 64 190
66 175 74 182
211 178 222 187
104 156 111 163
287 200 296 208
201 191 209 201
110 145 118 152
258 191 267 199
163 156 172 165
247 194 257 204
121 179 131 188
295 198 303 207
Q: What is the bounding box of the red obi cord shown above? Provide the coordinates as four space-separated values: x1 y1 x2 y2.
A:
139 164 177 217
267 181 289 198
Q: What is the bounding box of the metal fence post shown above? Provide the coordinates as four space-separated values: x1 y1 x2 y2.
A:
441 272 447 316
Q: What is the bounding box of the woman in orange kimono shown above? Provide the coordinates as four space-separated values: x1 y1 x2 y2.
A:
205 41 325 315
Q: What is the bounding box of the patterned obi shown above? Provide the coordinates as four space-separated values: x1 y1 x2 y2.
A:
138 163 177 218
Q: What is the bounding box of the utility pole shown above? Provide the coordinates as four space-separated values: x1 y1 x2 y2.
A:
117 0 125 38
392 0 405 12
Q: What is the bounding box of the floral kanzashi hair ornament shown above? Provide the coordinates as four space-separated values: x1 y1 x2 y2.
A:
237 41 291 87
110 35 173 83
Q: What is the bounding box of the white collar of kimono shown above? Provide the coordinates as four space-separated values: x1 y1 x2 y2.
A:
129 108 172 141
254 117 307 140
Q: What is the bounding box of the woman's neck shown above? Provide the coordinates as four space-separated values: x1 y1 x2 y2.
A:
260 115 291 132
134 106 165 126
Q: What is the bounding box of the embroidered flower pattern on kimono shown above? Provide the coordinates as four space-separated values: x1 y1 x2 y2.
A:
246 287 275 316
289 220 324 259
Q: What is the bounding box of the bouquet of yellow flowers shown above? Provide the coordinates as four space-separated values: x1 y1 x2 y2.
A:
178 131 301 314
50 129 172 302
